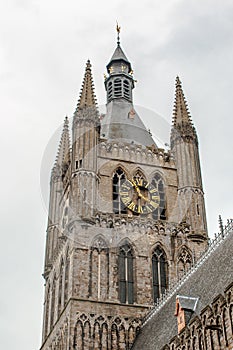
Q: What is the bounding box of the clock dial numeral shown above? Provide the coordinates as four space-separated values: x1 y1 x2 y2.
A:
149 200 159 209
128 201 136 211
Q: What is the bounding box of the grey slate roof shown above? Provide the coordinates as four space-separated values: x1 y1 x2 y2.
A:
132 227 233 350
110 45 129 62
101 99 157 148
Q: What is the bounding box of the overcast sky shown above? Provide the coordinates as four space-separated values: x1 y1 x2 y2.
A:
0 0 233 349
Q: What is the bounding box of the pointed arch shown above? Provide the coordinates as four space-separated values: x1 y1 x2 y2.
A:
93 322 101 350
152 245 168 301
111 324 119 350
177 246 192 278
64 251 70 306
119 324 126 350
112 167 127 214
151 173 166 220
44 282 50 338
84 321 91 350
50 277 56 329
101 322 108 349
128 326 136 348
58 259 64 316
90 235 109 300
118 241 134 304
73 320 84 349
222 307 229 346
133 169 147 183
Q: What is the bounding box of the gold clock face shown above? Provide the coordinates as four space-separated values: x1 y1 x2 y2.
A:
119 178 160 214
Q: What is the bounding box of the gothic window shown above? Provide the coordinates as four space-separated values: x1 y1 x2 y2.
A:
223 308 229 346
50 279 56 329
58 260 64 316
152 246 168 301
44 283 50 338
216 315 224 346
230 304 233 333
64 254 70 305
108 81 113 101
198 331 204 350
113 168 127 214
152 173 166 220
114 78 122 98
177 247 192 278
123 79 130 99
119 243 134 304
90 236 109 300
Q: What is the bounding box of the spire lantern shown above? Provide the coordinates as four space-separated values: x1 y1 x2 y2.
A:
105 25 134 103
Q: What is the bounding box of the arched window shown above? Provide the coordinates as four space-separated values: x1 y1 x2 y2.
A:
44 283 50 338
152 173 166 220
222 308 229 346
119 243 134 304
108 81 113 101
113 168 127 214
114 78 122 97
58 260 64 316
177 247 192 278
64 254 70 306
123 79 130 99
152 246 168 301
50 279 56 329
90 236 109 300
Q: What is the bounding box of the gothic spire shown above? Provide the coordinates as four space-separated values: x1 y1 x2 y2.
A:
76 60 97 111
54 116 71 170
172 76 193 127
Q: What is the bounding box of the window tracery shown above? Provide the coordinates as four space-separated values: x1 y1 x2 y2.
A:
177 247 192 278
113 168 127 214
119 243 134 304
152 246 168 301
152 173 166 220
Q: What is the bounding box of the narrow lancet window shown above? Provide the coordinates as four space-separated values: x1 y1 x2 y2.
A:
152 246 168 301
152 173 166 220
113 168 127 214
119 243 134 304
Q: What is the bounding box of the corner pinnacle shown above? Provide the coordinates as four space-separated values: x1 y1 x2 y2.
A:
172 76 193 127
76 60 97 111
55 116 71 167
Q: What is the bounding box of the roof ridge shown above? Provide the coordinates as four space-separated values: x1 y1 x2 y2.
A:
142 218 233 327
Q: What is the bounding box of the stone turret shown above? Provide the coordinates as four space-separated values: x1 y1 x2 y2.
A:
44 117 71 278
71 60 100 219
171 77 207 239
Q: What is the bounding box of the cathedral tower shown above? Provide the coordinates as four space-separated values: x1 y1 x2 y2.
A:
40 29 208 350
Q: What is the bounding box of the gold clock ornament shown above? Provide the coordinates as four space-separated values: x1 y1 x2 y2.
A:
119 178 160 214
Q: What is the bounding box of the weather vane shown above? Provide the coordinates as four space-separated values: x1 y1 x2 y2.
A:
116 21 121 46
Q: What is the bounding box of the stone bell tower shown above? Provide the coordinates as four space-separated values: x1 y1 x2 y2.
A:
40 28 208 350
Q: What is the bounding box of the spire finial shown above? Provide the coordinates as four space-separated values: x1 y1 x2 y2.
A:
116 21 121 46
76 59 97 111
172 76 193 127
